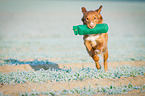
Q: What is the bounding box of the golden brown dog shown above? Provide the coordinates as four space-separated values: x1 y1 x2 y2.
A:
81 5 108 71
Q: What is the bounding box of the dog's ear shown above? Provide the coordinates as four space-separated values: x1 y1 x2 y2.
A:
96 5 102 13
81 7 87 13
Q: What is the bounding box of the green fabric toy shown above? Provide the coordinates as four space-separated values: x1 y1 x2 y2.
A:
73 23 108 35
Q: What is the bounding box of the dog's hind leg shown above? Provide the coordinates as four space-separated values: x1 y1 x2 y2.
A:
103 49 108 72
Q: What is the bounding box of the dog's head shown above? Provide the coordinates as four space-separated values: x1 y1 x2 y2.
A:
81 5 103 29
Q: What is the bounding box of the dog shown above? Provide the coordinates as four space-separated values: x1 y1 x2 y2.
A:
81 5 108 71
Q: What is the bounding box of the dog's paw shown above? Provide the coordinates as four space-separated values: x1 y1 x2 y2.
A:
95 49 101 54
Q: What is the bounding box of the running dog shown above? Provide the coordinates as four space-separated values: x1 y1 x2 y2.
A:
81 5 108 71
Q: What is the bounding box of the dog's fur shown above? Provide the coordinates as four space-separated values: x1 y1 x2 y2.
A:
81 5 108 71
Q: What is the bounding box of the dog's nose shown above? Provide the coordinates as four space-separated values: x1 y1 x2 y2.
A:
88 22 95 28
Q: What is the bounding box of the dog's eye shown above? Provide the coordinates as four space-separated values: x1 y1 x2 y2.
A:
94 17 96 19
86 18 89 20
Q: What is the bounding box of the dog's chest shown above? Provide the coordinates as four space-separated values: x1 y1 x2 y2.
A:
86 34 100 41
85 34 100 46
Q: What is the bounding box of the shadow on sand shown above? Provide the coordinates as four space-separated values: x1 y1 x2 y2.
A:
3 59 60 71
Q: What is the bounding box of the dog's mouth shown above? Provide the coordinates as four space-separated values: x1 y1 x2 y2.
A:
87 25 95 29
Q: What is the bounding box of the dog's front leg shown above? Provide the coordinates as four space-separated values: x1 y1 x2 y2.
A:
84 40 101 69
84 40 94 56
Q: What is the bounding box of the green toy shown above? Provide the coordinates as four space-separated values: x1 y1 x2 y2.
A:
73 23 108 35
